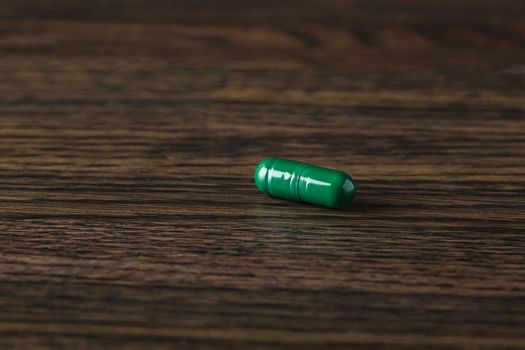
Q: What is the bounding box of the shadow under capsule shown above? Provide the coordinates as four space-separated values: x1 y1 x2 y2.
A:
247 198 356 235
251 185 388 214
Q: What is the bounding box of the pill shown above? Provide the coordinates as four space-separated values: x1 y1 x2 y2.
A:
254 157 356 208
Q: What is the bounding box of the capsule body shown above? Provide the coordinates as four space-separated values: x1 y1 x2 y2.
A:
254 157 356 208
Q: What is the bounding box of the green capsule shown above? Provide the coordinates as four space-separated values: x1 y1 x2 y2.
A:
254 157 356 208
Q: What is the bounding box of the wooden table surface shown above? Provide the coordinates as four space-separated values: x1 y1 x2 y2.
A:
1 1 525 349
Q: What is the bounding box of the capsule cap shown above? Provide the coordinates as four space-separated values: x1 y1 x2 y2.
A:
254 157 277 195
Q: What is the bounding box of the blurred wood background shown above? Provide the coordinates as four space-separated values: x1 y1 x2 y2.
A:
1 0 525 349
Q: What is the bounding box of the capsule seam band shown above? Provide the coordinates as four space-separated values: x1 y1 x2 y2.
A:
295 163 309 202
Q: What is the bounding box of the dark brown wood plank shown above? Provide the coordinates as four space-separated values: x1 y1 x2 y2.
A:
0 1 524 349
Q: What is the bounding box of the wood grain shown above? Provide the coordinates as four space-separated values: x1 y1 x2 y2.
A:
1 1 525 349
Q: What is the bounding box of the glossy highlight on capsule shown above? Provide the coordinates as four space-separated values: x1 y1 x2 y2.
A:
254 157 356 208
